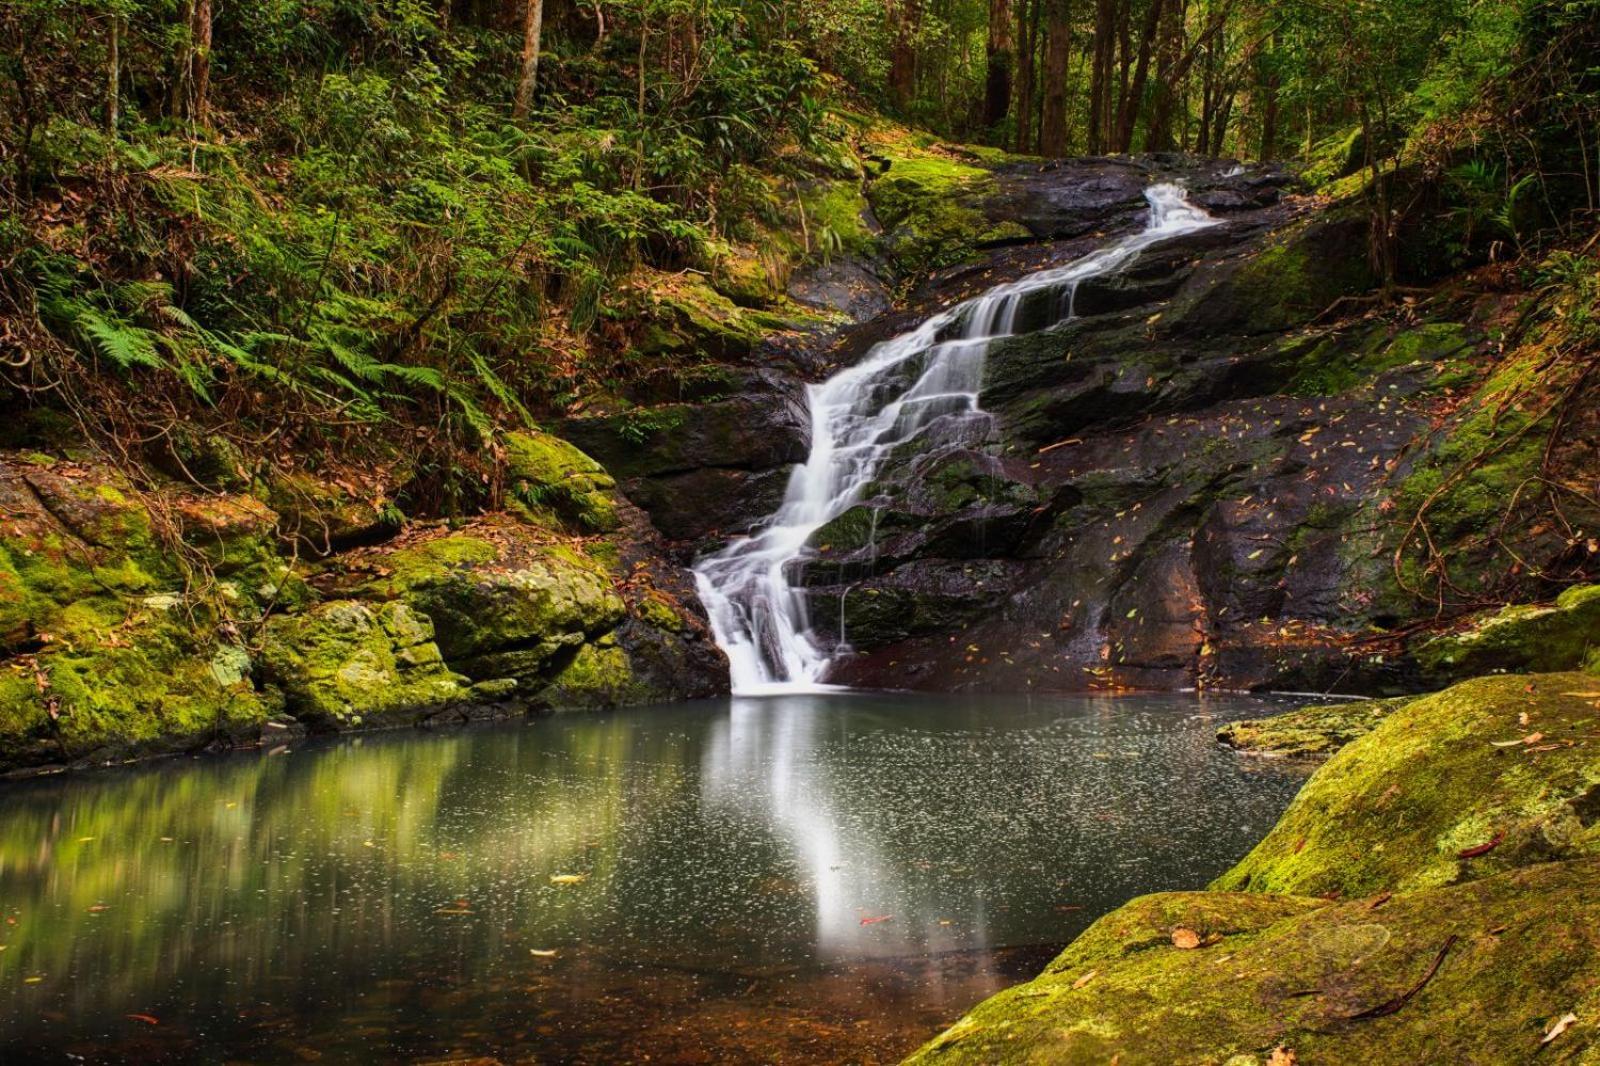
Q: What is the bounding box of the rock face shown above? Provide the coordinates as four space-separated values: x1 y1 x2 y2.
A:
0 428 727 773
909 672 1600 1064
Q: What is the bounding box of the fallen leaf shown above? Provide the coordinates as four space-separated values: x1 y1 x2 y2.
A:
126 1014 160 1026
550 874 589 885
860 914 894 926
1458 832 1504 859
1072 969 1098 989
1542 1012 1578 1045
1267 1048 1298 1066
529 949 559 958
1171 927 1202 949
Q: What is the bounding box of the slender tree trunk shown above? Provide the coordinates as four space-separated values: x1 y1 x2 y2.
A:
1257 35 1281 160
512 0 544 120
985 0 1014 130
1145 0 1183 151
1088 0 1116 152
106 13 120 135
1015 0 1036 151
1039 0 1072 156
192 0 212 126
1114 0 1164 151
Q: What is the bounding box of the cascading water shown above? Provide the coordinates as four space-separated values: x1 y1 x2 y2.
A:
694 183 1218 694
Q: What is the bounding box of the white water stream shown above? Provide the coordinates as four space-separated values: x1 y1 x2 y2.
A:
693 183 1217 694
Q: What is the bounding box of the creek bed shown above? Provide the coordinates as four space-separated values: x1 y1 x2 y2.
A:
0 691 1305 1064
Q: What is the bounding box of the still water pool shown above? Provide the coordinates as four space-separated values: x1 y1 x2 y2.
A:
0 691 1305 1064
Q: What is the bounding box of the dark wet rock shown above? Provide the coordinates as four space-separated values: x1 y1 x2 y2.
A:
788 259 893 324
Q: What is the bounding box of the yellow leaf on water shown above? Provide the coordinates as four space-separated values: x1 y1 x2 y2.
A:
550 874 589 885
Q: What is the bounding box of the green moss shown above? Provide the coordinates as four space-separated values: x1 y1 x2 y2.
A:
0 605 270 771
909 859 1600 1064
260 600 466 729
1417 585 1600 681
1383 346 1566 602
1280 322 1471 396
534 642 647 711
504 429 620 534
362 534 625 664
800 180 876 258
1215 673 1600 898
1218 695 1420 758
866 148 1003 276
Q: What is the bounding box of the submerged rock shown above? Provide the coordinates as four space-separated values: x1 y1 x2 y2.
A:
1218 695 1418 758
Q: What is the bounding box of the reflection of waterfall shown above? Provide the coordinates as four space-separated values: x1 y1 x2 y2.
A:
699 694 975 960
693 185 1218 694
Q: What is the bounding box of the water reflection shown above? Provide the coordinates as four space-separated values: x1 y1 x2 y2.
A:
0 691 1302 1064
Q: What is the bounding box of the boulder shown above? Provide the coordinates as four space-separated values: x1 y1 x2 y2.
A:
260 600 467 729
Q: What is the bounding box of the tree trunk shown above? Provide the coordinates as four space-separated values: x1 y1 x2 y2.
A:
984 0 1014 130
1144 0 1183 151
1257 38 1281 160
192 0 211 126
1088 0 1116 152
1114 0 1164 152
106 13 120 135
512 0 544 121
1015 0 1037 151
890 0 920 111
1039 0 1072 156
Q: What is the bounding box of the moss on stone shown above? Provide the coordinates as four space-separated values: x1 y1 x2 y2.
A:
1218 695 1419 758
1417 584 1600 681
504 429 620 534
866 148 1007 275
1214 673 1600 898
361 534 626 666
533 642 647 711
0 607 271 771
260 600 467 729
908 859 1600 1064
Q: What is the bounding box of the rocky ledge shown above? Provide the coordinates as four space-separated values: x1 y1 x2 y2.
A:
0 431 726 774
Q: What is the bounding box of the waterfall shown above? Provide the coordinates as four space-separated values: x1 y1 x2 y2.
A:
693 183 1217 694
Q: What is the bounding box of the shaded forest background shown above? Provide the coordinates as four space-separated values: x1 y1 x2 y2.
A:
1 0 1597 514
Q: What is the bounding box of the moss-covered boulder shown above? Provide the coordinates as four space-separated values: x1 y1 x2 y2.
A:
1218 695 1419 758
359 533 626 681
1216 673 1600 898
260 600 467 729
866 147 1026 275
504 430 620 534
1418 585 1600 682
908 859 1600 1065
0 609 271 772
262 469 400 555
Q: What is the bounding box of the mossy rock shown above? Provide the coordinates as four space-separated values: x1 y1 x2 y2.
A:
866 148 1014 276
263 470 400 555
360 534 626 664
0 608 270 771
1417 585 1600 682
1218 695 1419 758
503 430 620 534
531 642 649 711
908 859 1600 1065
1215 673 1600 898
260 600 467 729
